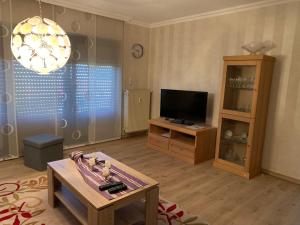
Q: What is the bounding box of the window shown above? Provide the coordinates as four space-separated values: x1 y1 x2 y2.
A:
14 61 65 120
14 62 120 118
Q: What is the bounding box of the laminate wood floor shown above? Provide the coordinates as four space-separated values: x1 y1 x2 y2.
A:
1 136 300 225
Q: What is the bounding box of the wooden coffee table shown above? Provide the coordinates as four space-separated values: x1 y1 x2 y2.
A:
47 152 159 225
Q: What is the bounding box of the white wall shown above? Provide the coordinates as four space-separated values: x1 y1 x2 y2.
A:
123 23 150 90
148 1 300 180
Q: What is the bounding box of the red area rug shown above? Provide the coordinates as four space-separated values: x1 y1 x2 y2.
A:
0 176 208 225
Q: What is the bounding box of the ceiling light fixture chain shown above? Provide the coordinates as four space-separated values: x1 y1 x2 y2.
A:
38 0 43 19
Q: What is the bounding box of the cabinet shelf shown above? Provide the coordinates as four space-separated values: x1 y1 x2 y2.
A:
149 125 170 136
221 157 245 166
221 137 248 145
55 186 88 225
227 86 254 91
171 131 195 148
172 136 195 147
222 109 252 118
225 108 251 113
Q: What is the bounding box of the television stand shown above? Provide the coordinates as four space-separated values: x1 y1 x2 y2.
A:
148 118 217 164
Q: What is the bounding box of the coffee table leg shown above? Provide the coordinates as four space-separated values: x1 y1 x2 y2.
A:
145 186 159 225
47 166 59 207
88 205 114 225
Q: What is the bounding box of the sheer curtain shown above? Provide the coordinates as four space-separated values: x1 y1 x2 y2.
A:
0 0 123 159
0 0 19 160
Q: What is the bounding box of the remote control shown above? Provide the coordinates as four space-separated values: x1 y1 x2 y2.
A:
108 184 127 194
99 182 123 191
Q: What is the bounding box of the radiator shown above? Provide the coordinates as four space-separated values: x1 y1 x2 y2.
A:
124 89 151 133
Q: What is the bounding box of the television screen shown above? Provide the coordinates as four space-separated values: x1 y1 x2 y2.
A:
160 89 208 123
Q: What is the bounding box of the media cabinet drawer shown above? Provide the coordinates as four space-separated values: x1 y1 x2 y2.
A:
169 141 195 159
148 133 169 151
169 139 195 152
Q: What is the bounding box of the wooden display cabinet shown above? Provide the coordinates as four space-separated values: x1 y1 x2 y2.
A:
213 55 275 179
148 118 217 164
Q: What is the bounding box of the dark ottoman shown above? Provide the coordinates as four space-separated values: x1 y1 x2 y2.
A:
23 134 64 171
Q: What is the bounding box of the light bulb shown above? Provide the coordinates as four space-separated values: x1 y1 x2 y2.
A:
34 23 48 35
30 35 41 48
48 35 59 46
38 68 50 75
28 16 42 25
46 56 57 68
58 57 69 68
58 36 65 46
13 23 21 35
64 36 71 47
11 46 20 58
20 23 32 34
36 47 50 58
12 35 22 48
44 18 56 26
53 25 65 35
19 58 31 69
24 34 41 49
19 45 32 58
31 56 44 69
64 48 71 58
52 46 60 58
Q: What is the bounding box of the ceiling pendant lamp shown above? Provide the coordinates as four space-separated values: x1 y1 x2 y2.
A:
11 0 71 75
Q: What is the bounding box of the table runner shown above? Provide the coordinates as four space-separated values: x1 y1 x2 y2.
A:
70 151 148 200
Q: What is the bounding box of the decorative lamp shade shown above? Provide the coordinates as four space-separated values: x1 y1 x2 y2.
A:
11 16 71 75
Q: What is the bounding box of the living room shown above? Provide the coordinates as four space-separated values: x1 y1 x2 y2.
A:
0 0 300 224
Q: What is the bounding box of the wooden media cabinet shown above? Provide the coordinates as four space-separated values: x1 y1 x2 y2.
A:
148 118 217 164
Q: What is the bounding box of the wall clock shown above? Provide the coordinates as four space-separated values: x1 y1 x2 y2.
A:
132 43 144 58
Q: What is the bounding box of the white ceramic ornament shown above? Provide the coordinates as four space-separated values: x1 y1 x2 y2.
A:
105 160 111 169
87 157 96 167
224 130 233 139
240 132 248 139
102 167 110 179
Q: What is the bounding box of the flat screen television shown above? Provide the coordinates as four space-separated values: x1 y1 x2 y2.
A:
160 89 208 123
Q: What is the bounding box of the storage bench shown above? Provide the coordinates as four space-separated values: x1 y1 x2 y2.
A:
23 134 64 171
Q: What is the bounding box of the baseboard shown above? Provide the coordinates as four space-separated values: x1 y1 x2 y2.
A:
262 169 300 185
63 137 121 150
122 130 148 138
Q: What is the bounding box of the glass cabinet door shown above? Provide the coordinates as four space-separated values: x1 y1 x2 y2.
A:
223 65 256 113
219 117 250 166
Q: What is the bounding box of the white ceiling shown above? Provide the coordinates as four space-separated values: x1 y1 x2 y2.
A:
45 0 280 25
